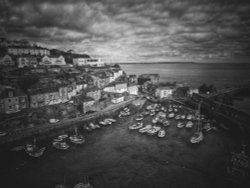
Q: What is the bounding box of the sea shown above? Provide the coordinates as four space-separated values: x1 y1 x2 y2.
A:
120 63 250 88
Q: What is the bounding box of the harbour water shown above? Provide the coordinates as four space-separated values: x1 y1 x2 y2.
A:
120 63 250 88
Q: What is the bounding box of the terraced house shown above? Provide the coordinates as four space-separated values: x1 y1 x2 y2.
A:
0 85 28 114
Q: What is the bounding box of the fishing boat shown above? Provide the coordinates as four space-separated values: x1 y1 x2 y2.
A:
69 128 85 144
175 115 181 120
158 129 166 138
53 141 69 150
147 127 158 135
53 137 63 142
74 176 93 188
0 131 7 137
139 125 152 133
163 120 170 127
103 119 112 125
186 121 194 128
25 138 46 157
190 101 204 144
129 122 143 130
177 122 185 128
105 118 116 122
58 134 68 139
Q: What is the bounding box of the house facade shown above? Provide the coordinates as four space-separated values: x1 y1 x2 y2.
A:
155 87 175 99
40 55 66 66
7 47 50 56
127 84 138 95
84 86 101 101
0 54 15 66
0 86 28 114
17 56 38 68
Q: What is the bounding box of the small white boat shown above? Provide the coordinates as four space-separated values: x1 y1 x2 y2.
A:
135 117 143 121
203 122 212 132
177 122 185 128
69 128 85 144
95 124 100 128
174 108 178 112
69 135 85 144
168 108 173 112
158 129 166 138
181 115 186 119
99 121 107 126
83 125 92 131
150 111 155 116
0 131 7 137
175 115 181 120
186 121 194 128
105 118 116 122
152 118 158 124
25 139 46 157
74 176 93 188
58 134 68 139
186 114 193 120
139 125 152 133
190 131 204 143
129 122 143 130
147 128 158 135
89 123 96 129
168 113 175 118
53 141 69 150
163 120 170 126
49 118 60 124
104 119 112 125
53 137 63 142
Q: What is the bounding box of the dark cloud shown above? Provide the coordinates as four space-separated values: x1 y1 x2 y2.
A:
1 0 250 62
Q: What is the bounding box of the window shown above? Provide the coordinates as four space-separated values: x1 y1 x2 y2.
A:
9 105 12 110
8 91 13 97
8 99 11 103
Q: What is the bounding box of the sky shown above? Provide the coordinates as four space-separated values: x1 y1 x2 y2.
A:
0 0 250 63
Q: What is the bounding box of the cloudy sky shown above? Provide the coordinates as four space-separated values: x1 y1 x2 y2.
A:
1 0 250 62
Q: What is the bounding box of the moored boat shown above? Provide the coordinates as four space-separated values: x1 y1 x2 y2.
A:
25 139 46 157
69 128 85 144
190 131 204 143
168 113 175 118
186 121 194 128
53 141 69 150
58 134 68 139
177 121 185 128
0 131 7 137
74 176 93 188
158 129 166 138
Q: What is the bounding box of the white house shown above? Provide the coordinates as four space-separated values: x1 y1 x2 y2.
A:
127 85 138 95
0 54 15 66
103 82 127 94
188 88 199 96
85 58 104 67
155 87 175 99
41 55 66 66
111 96 124 104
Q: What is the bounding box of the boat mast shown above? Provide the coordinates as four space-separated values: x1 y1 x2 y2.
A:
197 101 202 132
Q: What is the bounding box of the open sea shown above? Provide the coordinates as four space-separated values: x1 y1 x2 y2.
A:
120 63 250 88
